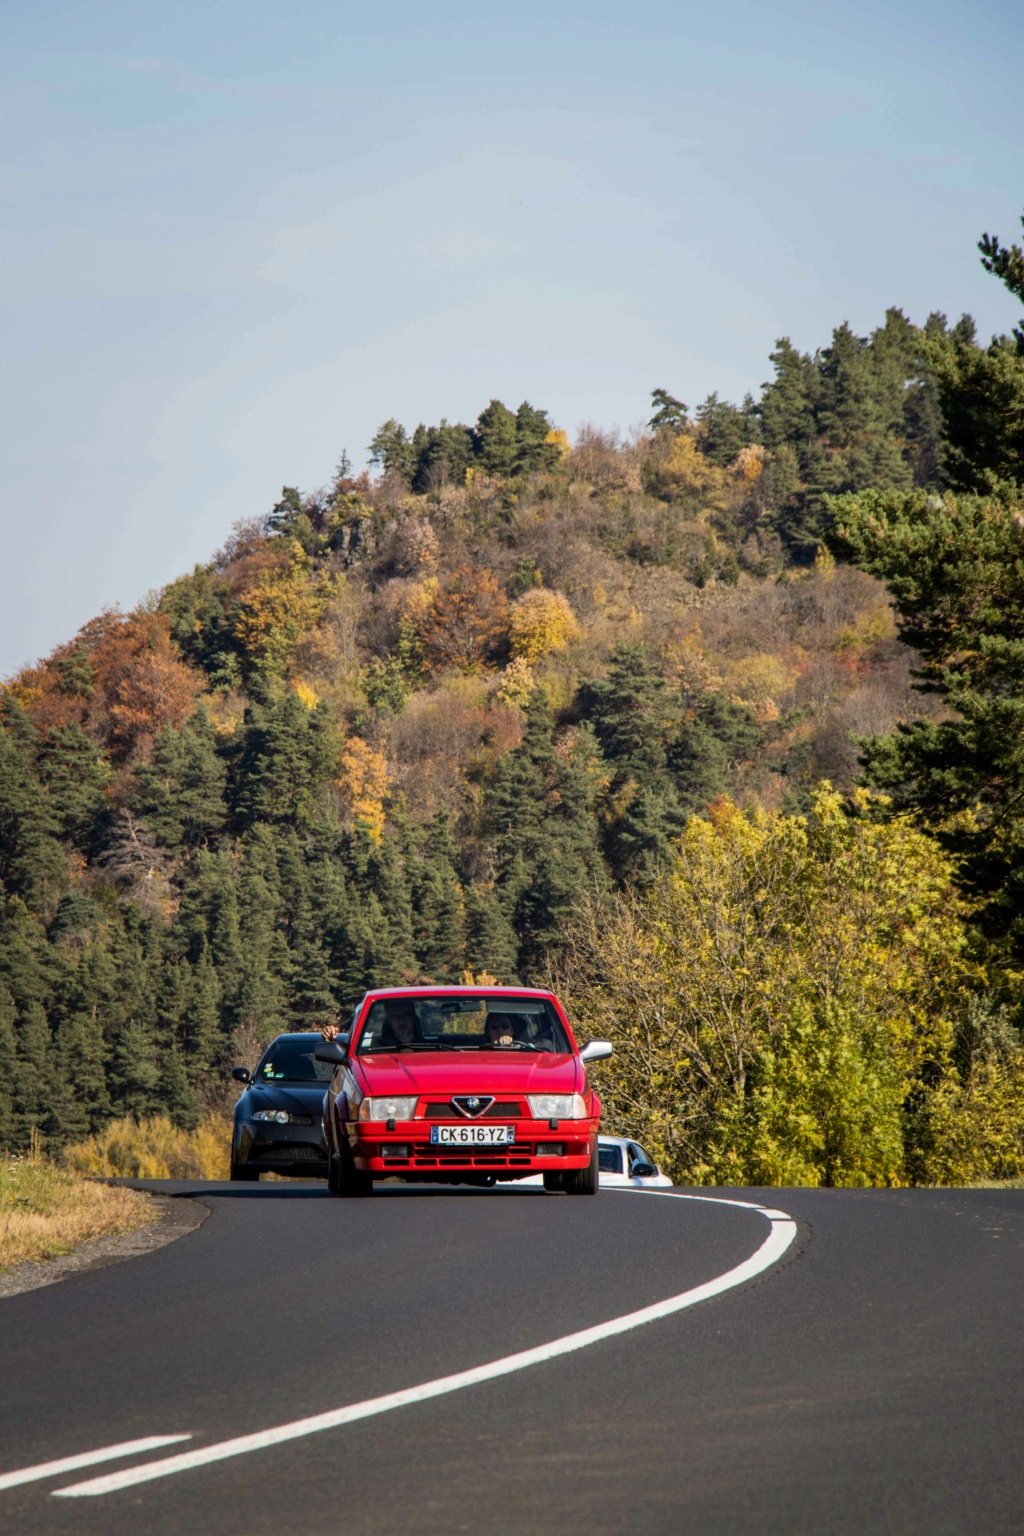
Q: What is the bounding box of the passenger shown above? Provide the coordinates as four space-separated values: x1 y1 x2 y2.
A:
320 999 420 1048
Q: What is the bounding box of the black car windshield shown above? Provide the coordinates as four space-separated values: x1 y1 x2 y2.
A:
256 1036 334 1083
357 996 572 1054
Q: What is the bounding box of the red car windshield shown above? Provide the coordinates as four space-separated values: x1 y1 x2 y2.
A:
356 995 572 1054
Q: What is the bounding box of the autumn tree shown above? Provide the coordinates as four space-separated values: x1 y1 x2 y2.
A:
508 589 580 664
417 565 509 673
556 791 966 1186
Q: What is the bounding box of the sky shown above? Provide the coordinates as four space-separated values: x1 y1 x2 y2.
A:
2 0 1023 676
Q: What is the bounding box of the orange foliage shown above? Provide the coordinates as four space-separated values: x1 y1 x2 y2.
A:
336 736 390 841
417 565 509 673
14 611 204 763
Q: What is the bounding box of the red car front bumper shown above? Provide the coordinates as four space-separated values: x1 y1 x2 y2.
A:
348 1120 598 1177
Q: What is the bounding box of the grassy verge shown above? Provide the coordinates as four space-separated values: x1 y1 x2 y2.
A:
64 1115 231 1180
0 1156 150 1272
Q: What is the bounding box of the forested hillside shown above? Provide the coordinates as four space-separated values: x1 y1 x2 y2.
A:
4 207 1024 1183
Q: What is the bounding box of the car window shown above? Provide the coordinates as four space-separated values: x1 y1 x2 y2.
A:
357 995 572 1054
256 1037 334 1083
598 1144 624 1174
628 1143 654 1169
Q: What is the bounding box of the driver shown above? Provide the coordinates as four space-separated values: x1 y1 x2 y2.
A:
483 1014 518 1048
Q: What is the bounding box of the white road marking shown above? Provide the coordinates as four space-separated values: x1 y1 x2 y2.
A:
0 1436 191 1492
54 1194 797 1499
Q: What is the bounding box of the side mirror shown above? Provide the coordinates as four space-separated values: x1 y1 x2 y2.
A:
580 1040 613 1064
314 1037 350 1065
231 1066 251 1083
631 1162 658 1179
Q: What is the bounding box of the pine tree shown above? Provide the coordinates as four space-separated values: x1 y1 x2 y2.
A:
368 419 415 480
463 884 520 982
37 723 112 850
133 706 228 848
584 645 684 882
12 1001 52 1149
759 338 820 450
108 1019 161 1120
410 420 475 492
668 694 762 815
514 402 560 476
0 713 67 912
410 811 465 981
234 826 290 1036
487 690 605 972
925 208 1024 492
474 400 519 477
0 987 16 1148
178 948 224 1079
695 393 759 466
648 388 689 434
233 694 338 830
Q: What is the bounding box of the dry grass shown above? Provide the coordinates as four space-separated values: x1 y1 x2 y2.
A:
0 1156 150 1271
63 1115 231 1181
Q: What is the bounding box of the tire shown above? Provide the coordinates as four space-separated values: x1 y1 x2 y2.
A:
564 1140 599 1196
331 1143 373 1198
230 1161 259 1182
542 1172 564 1192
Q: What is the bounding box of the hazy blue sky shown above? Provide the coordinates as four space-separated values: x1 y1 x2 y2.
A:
3 0 1023 675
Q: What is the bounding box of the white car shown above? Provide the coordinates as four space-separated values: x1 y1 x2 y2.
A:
597 1136 673 1189
515 1135 672 1190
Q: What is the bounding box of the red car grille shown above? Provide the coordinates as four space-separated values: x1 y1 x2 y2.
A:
423 1101 522 1120
407 1149 533 1168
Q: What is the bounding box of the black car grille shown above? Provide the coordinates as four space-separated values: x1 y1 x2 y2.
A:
423 1101 522 1119
253 1144 326 1161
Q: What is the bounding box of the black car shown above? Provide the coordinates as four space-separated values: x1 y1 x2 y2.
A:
230 1033 333 1181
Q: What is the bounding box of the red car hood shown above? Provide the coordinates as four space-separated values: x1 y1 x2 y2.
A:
355 1052 580 1097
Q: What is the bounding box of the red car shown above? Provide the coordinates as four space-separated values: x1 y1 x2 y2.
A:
315 986 612 1197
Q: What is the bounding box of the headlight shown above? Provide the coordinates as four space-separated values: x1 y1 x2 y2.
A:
358 1096 418 1121
251 1109 291 1124
526 1093 587 1120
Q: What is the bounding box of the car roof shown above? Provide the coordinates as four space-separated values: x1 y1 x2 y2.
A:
264 1032 320 1042
599 1136 635 1149
361 986 556 1000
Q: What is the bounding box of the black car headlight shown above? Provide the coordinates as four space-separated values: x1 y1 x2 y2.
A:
250 1110 311 1125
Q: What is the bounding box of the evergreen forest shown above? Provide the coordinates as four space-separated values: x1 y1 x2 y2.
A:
4 206 1024 1185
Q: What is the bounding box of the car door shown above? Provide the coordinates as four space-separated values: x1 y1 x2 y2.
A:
597 1141 627 1186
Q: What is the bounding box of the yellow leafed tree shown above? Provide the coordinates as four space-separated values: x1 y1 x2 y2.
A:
646 431 728 514
337 736 390 841
555 788 968 1187
233 553 333 677
509 588 580 664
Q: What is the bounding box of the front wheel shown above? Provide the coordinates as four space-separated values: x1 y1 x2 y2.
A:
563 1140 599 1196
230 1161 259 1182
329 1145 373 1198
542 1172 564 1192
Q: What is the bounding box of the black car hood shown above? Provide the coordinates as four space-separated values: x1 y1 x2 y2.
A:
240 1083 328 1115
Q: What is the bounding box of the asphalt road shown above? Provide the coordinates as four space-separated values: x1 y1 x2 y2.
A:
2 1180 1024 1535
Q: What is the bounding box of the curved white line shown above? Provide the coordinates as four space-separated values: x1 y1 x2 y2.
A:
55 1194 798 1499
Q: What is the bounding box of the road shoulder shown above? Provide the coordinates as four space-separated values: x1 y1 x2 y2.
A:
0 1194 210 1300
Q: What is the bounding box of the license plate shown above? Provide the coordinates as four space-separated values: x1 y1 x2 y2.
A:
429 1125 515 1146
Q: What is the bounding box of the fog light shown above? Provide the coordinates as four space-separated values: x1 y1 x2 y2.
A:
536 1143 565 1157
382 1144 410 1158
